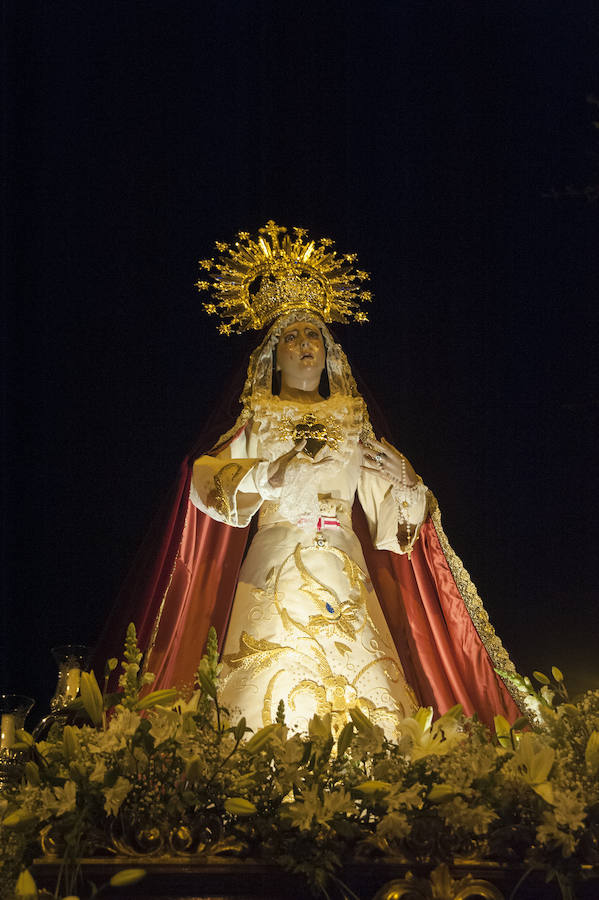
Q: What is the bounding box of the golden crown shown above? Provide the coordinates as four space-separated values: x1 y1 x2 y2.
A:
196 221 372 334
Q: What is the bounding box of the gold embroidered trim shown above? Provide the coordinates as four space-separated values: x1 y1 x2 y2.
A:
427 492 528 714
277 411 344 455
359 411 376 446
212 462 245 524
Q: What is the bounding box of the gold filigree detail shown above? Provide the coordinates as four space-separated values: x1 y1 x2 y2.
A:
263 669 286 727
223 632 295 676
292 544 341 618
286 543 373 642
427 492 527 714
235 541 408 733
207 463 245 524
288 680 331 719
197 221 372 334
277 411 343 456
360 417 376 446
374 862 505 900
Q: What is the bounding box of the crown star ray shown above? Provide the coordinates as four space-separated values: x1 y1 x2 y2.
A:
196 221 372 334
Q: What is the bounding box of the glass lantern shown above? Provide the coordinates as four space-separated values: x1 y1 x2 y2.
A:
0 694 35 789
32 645 91 742
50 644 90 712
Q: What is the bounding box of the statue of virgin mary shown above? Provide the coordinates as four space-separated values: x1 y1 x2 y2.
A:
94 222 525 735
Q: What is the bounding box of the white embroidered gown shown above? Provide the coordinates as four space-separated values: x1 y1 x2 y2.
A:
190 394 428 738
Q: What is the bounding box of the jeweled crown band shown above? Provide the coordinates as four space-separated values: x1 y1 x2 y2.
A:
196 221 372 335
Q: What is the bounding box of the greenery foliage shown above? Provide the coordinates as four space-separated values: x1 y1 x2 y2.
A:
1 625 598 899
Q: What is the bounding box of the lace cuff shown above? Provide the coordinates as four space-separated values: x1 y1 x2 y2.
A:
244 460 281 502
391 480 428 556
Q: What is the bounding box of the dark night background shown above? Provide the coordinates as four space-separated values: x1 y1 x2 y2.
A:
3 1 598 724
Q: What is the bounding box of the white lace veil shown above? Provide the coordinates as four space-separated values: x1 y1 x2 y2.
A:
214 310 375 448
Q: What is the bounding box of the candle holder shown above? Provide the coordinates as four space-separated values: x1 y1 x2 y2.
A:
32 645 91 742
50 644 90 712
0 694 35 789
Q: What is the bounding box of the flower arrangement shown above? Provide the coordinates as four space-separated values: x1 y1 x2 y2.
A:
1 625 598 900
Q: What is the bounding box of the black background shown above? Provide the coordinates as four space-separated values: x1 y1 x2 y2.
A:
3 1 598 721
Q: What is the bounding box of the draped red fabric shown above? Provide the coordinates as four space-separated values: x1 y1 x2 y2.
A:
93 450 249 683
95 437 520 731
142 503 249 688
353 502 520 727
93 457 194 676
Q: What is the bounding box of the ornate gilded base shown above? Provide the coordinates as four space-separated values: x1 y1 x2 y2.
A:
32 857 599 899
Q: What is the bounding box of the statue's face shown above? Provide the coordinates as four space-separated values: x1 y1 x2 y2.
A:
276 320 325 386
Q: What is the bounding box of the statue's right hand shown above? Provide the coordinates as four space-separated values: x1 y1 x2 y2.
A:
267 439 307 488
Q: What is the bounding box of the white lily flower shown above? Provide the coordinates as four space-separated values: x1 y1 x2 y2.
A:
399 705 464 760
103 776 132 816
511 732 555 804
54 781 77 816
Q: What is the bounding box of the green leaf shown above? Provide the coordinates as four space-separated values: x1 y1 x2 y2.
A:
234 716 247 743
494 714 512 749
533 671 550 685
197 669 216 699
14 868 37 897
300 740 312 766
224 797 257 817
109 868 146 887
428 784 457 802
337 722 354 757
354 780 391 795
2 809 38 831
348 706 373 733
103 692 124 708
134 688 178 710
532 781 555 804
24 761 40 786
244 723 278 754
585 730 599 774
185 757 203 782
511 717 529 732
551 666 564 683
80 670 104 726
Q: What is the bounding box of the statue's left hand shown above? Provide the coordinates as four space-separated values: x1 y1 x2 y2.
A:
361 437 419 487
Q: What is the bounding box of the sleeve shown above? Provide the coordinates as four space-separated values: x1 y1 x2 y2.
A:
357 466 428 556
189 430 281 527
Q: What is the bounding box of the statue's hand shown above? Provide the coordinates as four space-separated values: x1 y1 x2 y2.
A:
267 439 307 488
361 437 419 487
267 439 335 488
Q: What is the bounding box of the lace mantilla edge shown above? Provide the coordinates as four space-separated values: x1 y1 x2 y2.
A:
426 492 528 717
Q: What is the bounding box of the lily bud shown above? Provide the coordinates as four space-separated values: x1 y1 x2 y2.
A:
224 797 257 817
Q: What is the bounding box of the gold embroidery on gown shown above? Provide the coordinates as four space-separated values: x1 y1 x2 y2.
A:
222 535 418 738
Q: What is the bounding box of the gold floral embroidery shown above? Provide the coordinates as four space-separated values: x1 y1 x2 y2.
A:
223 632 304 676
222 540 411 737
207 462 245 524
